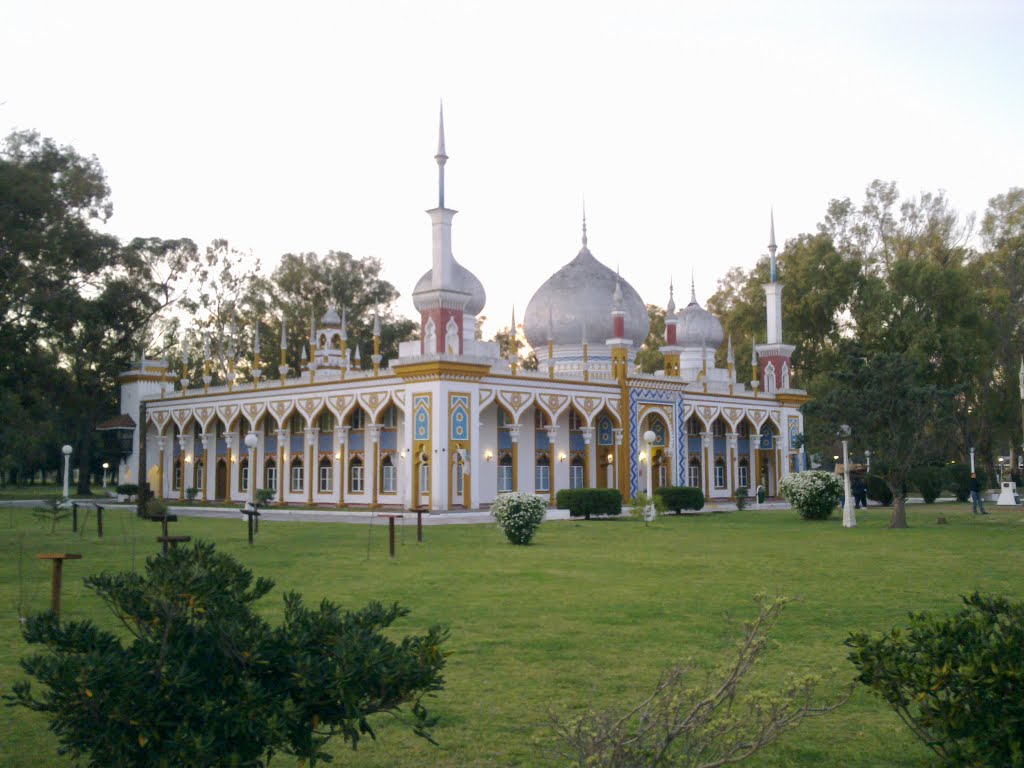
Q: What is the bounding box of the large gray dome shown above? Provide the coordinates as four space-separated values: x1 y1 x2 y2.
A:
412 255 486 316
676 294 724 350
523 245 648 349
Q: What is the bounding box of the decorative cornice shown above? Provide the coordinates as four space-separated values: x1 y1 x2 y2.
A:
391 360 492 381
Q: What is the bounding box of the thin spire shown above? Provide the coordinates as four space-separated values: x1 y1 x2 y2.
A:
372 307 381 336
612 276 624 307
253 322 260 354
667 277 676 314
727 333 734 364
280 316 287 350
582 196 588 247
750 336 757 366
309 311 316 349
769 208 778 282
353 345 361 364
340 306 348 341
546 304 554 342
690 270 697 305
435 100 448 208
581 316 588 345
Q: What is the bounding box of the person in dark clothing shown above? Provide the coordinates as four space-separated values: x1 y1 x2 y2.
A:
852 476 868 509
969 473 988 515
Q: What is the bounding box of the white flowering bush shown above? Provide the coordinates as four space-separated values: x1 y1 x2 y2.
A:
780 470 843 520
491 492 547 545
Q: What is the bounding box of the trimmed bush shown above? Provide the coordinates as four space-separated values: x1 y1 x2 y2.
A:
734 486 749 510
909 465 944 503
847 593 1024 767
255 488 275 506
654 485 705 513
491 492 547 545
944 464 985 503
555 488 622 519
185 487 199 503
780 470 842 520
866 472 894 506
115 483 138 496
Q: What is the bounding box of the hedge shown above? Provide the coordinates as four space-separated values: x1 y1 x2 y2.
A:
555 488 623 519
654 485 705 513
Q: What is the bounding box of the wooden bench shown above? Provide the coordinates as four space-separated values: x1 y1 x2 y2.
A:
156 535 192 549
70 501 105 537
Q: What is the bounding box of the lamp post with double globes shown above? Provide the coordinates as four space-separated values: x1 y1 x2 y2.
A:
61 445 73 502
644 430 657 520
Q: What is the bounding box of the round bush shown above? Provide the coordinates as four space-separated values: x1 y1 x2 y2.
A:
491 492 547 545
780 470 843 520
654 485 705 513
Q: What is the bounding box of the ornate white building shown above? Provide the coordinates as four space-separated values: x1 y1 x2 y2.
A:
113 112 807 511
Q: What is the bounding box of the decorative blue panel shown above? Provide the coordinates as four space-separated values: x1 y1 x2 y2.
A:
413 395 430 441
788 417 800 450
569 432 585 451
498 431 512 450
760 426 775 449
381 430 397 451
737 437 750 454
290 435 304 453
688 436 703 455
628 387 686 497
349 432 364 451
450 394 469 441
318 433 332 452
651 418 666 446
217 438 227 456
597 416 613 446
264 436 277 453
536 430 550 450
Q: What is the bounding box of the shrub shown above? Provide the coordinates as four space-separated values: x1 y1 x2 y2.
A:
491 492 547 545
144 497 169 519
34 497 71 533
780 470 842 520
944 464 985 503
115 483 138 496
866 472 894 506
847 593 1024 767
654 485 705 513
185 486 199 503
555 488 622 519
6 541 449 767
734 486 749 510
909 465 944 503
627 492 665 525
552 595 849 767
255 488 275 506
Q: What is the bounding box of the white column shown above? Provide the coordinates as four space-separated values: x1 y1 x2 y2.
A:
727 433 738 493
368 424 382 505
581 427 594 488
334 426 345 504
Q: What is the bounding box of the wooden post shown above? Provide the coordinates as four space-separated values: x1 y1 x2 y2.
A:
417 508 423 543
96 505 103 538
248 509 254 545
71 502 79 533
381 514 404 557
35 554 82 616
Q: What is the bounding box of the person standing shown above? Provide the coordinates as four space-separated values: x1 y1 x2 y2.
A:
969 473 988 515
853 476 868 509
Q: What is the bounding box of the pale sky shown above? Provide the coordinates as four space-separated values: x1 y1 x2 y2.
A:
3 1 1022 339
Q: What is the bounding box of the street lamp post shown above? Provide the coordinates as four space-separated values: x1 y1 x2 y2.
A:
643 430 656 521
864 450 871 476
970 446 976 474
61 445 73 502
840 425 855 528
244 432 258 508
102 462 109 488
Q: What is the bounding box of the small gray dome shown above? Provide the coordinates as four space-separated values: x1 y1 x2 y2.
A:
412 255 486 316
676 294 724 350
321 305 342 326
523 246 648 349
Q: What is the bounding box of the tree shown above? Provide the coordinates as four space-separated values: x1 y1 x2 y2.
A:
492 320 538 371
551 595 848 767
634 304 666 374
803 352 956 528
9 541 448 767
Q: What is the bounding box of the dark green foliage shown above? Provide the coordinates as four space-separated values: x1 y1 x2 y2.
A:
184 486 198 502
7 541 448 767
114 483 138 496
555 488 623 519
847 593 1024 767
654 485 705 513
866 472 894 506
944 464 986 502
33 497 70 533
255 487 275 506
734 486 749 510
909 465 945 504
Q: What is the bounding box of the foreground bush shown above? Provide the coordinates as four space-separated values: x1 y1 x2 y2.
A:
7 541 448 767
780 470 843 520
909 465 944 503
655 485 705 513
552 595 849 767
556 488 622 519
492 492 547 545
847 593 1024 767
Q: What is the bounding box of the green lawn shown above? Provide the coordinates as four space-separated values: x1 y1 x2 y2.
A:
2 503 1022 767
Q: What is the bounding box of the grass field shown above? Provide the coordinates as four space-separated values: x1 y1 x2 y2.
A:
2 502 1022 767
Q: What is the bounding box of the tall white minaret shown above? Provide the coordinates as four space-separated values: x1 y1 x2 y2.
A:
430 102 456 291
756 209 795 392
764 208 783 344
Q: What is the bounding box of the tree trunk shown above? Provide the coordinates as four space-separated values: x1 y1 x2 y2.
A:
889 495 907 528
76 424 93 496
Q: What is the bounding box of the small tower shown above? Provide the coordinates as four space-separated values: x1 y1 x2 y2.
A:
252 322 262 385
371 309 382 376
278 317 289 385
607 275 630 382
660 279 681 377
755 210 795 393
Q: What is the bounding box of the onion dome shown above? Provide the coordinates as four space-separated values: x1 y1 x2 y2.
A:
321 304 342 326
676 281 724 350
523 226 648 348
412 257 487 316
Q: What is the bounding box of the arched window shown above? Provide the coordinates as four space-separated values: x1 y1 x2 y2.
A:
781 362 790 389
289 413 303 434
380 455 396 493
688 458 701 489
535 455 550 492
454 458 464 495
738 459 749 489
763 363 776 393
318 411 335 432
290 458 304 492
534 408 549 429
265 459 277 491
194 459 204 491
173 457 183 491
497 455 513 492
737 421 750 439
350 458 364 493
713 418 726 438
417 459 429 493
263 417 275 436
239 458 249 493
349 409 366 430
714 458 726 488
655 456 667 488
382 405 398 428
687 416 701 436
569 409 583 431
318 457 332 492
569 457 584 489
